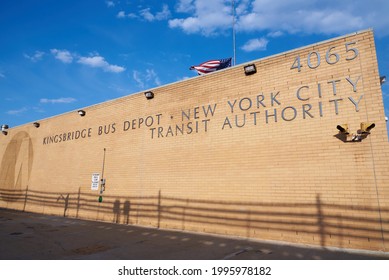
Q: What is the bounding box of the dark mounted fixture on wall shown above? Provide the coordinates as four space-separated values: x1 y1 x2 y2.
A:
360 122 375 134
243 64 257 76
144 91 154 100
78 110 86 117
1 124 9 135
336 124 349 134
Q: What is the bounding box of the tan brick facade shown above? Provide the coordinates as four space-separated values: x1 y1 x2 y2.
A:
1 29 388 252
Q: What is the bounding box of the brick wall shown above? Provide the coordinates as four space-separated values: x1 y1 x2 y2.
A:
1 29 388 251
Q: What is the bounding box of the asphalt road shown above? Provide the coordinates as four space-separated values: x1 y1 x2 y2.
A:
1 208 388 260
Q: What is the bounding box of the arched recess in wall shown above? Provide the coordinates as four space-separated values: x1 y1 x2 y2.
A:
0 131 34 201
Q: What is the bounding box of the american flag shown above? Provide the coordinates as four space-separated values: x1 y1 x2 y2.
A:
190 58 232 75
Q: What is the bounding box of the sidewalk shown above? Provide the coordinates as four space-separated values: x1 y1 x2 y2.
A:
1 208 388 260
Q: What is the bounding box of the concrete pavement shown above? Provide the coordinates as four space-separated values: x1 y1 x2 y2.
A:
1 208 388 260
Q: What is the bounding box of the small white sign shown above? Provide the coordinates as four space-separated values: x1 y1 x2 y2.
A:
91 182 99 191
91 173 100 190
92 173 100 183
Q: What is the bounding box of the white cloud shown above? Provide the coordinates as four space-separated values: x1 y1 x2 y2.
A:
169 0 231 36
140 8 155 21
24 51 45 62
77 55 125 73
176 0 195 13
133 69 161 88
235 0 251 16
133 71 144 88
49 48 125 73
156 4 171 20
40 97 77 104
241 37 269 52
117 11 138 19
51 49 73 63
146 69 161 86
0 72 5 79
238 3 365 35
239 0 389 36
117 4 171 22
169 0 389 37
117 11 126 18
267 31 283 38
6 107 28 115
127 13 138 19
106 1 115 7
140 4 171 22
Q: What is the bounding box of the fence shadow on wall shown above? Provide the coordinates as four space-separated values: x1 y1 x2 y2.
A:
0 187 387 251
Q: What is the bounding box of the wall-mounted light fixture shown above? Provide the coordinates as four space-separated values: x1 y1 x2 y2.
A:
78 110 86 117
1 124 9 136
380 76 386 85
33 122 40 128
360 122 375 134
336 122 376 142
243 64 257 76
336 124 349 134
144 91 154 100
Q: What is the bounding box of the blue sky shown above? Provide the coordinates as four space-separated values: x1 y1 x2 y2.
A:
1 0 389 129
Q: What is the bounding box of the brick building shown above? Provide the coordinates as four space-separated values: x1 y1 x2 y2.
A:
1 29 388 251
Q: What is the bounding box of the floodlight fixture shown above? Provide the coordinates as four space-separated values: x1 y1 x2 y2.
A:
336 124 349 134
360 122 375 134
33 122 40 128
144 91 154 100
1 124 9 131
244 64 257 76
380 76 386 85
78 110 86 117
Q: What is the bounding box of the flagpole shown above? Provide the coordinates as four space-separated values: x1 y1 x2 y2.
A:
232 0 236 66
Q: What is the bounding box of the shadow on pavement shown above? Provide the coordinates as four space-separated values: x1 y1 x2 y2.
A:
1 208 388 260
